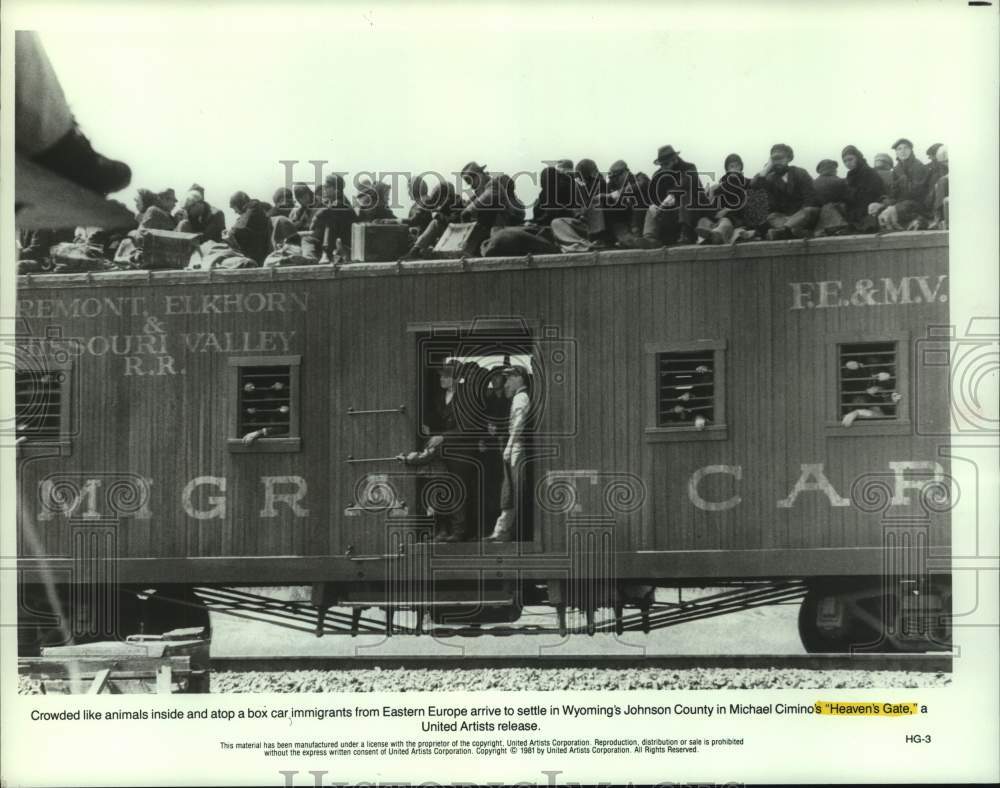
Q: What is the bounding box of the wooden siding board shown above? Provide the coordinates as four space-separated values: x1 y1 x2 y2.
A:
14 236 950 582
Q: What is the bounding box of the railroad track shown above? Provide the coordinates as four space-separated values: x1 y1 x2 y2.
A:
212 652 952 674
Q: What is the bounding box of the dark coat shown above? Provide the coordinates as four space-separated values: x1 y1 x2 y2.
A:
356 204 396 223
310 199 358 252
925 161 948 214
181 204 226 243
889 157 930 204
229 200 270 264
844 161 887 225
138 206 176 231
752 166 817 215
712 171 751 212
289 204 317 232
407 202 433 233
464 175 525 227
531 167 579 225
813 174 848 205
649 159 707 211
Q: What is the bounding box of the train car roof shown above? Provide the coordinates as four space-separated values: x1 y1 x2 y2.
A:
16 231 948 291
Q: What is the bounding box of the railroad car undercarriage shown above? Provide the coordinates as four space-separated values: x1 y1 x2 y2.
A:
17 569 952 656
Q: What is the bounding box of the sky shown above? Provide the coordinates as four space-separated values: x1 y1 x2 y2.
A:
11 2 989 223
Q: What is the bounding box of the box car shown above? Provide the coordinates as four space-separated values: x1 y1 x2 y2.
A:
13 231 952 652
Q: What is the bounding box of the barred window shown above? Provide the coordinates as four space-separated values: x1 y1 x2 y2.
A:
656 350 716 428
228 356 301 452
238 366 292 435
15 369 64 440
839 342 900 421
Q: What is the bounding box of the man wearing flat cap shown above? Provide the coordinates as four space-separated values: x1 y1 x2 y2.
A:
889 137 930 205
484 365 531 542
867 137 932 231
751 143 820 239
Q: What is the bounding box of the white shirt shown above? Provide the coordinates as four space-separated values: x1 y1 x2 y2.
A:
506 388 530 454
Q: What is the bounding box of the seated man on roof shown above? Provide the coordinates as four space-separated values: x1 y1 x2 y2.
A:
308 174 359 261
404 161 524 259
811 158 851 236
405 174 433 234
750 143 820 240
268 187 294 219
924 143 948 229
481 162 580 257
176 189 226 242
549 158 609 252
227 191 269 265
480 162 579 257
640 144 712 248
356 179 397 222
868 137 932 231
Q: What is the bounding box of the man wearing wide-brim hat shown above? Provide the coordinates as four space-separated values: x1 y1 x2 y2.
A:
637 144 711 248
750 143 821 240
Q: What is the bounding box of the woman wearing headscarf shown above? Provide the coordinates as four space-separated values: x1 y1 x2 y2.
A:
697 153 767 244
840 145 886 233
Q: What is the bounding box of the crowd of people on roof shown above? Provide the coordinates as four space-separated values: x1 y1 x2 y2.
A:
17 138 949 274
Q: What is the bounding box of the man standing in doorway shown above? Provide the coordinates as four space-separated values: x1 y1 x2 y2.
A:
484 365 531 543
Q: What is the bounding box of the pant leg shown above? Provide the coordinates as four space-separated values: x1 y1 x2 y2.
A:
766 211 790 230
550 217 593 252
463 214 496 257
784 206 820 237
933 176 948 221
413 212 448 252
483 228 559 257
15 32 74 154
641 205 681 247
814 203 848 236
442 455 474 539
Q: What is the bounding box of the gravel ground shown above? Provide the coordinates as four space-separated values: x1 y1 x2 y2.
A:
19 667 950 694
207 666 951 693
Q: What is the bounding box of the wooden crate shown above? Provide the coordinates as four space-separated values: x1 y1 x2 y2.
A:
141 229 201 270
350 222 412 262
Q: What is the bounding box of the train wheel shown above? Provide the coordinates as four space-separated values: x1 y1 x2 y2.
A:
798 584 902 653
798 581 950 654
798 587 852 653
